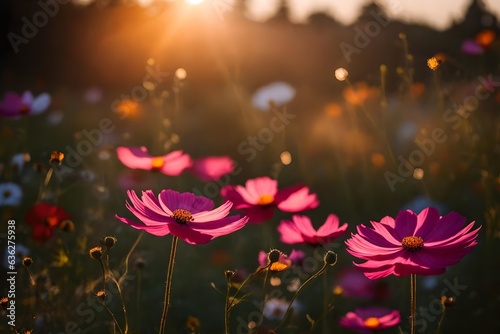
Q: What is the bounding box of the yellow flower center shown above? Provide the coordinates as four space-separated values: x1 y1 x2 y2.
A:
364 317 381 329
402 236 424 251
151 157 165 169
171 209 194 224
257 194 274 206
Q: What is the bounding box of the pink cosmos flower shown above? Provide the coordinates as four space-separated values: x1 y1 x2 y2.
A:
220 176 319 223
278 214 348 246
345 207 480 279
258 249 305 269
339 307 400 333
0 91 51 118
189 156 234 181
115 189 248 244
116 146 192 176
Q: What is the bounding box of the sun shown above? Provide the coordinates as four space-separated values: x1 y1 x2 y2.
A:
185 0 204 5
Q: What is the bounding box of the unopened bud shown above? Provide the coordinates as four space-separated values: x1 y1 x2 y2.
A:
324 251 337 266
89 246 102 260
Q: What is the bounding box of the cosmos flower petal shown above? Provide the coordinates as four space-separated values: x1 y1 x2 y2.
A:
167 224 217 244
423 211 468 243
191 201 232 222
115 215 171 236
117 146 154 170
220 185 253 209
190 156 234 181
30 93 51 114
21 91 34 105
394 210 418 239
276 186 319 212
159 150 193 176
316 214 340 236
277 218 310 244
414 207 441 239
189 215 248 237
246 177 278 199
244 206 275 223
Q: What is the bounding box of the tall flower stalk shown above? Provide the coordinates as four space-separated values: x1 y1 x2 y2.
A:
115 189 248 333
159 235 179 334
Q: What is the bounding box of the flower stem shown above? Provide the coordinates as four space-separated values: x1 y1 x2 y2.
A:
159 235 179 334
274 263 328 331
410 274 417 334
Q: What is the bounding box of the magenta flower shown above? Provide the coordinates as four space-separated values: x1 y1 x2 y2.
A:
278 214 348 246
339 307 400 333
189 156 234 181
0 91 51 118
116 146 192 176
461 39 484 55
345 207 480 279
115 189 248 244
220 176 319 223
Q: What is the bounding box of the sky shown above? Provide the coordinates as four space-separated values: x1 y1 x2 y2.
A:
245 0 500 30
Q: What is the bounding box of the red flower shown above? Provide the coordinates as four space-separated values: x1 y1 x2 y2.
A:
25 203 71 241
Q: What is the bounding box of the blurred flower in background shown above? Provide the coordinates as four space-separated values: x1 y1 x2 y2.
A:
189 156 234 181
0 182 23 206
116 146 192 176
0 91 51 118
278 214 348 246
25 203 71 241
251 81 296 111
221 176 319 223
339 307 400 333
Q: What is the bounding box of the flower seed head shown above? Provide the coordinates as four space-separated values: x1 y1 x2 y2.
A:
324 251 338 266
89 246 102 260
22 257 33 267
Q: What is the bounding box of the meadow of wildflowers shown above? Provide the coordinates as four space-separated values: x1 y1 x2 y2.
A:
0 1 499 334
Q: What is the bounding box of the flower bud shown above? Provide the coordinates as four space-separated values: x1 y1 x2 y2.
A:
268 249 281 264
103 236 117 249
441 296 455 308
323 251 337 266
22 257 33 267
224 270 235 280
0 297 8 309
89 246 102 260
96 290 107 301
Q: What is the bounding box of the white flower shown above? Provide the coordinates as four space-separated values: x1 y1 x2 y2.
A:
21 91 51 115
263 298 300 321
252 82 296 111
0 183 23 206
